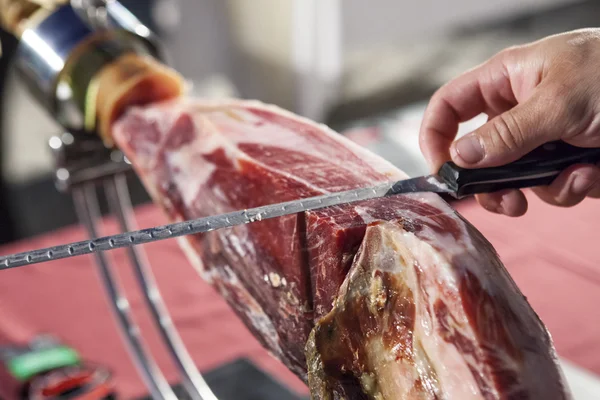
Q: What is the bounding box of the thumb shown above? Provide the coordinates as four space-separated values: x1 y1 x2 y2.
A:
449 90 568 168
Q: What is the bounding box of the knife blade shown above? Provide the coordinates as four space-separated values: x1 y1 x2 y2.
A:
2 140 599 270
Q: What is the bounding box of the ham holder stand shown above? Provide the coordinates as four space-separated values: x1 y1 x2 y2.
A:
0 1 266 399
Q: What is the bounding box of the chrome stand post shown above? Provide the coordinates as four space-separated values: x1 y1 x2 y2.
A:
73 183 177 400
105 174 217 400
53 133 219 400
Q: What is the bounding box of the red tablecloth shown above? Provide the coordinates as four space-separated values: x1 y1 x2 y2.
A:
0 193 598 398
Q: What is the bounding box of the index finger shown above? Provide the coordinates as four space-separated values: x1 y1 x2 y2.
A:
419 55 516 172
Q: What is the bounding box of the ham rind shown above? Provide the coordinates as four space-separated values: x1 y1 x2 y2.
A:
111 98 571 399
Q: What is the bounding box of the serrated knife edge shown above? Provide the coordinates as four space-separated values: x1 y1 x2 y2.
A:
0 176 454 270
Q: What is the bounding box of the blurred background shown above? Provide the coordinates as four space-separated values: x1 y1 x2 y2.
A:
1 0 599 242
0 2 599 399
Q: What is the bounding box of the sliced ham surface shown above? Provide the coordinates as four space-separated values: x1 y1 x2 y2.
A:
112 98 571 399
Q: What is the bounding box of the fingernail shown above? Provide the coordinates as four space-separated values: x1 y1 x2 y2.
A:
452 135 485 164
572 171 600 196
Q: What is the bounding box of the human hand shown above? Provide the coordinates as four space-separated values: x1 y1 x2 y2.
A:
419 28 600 216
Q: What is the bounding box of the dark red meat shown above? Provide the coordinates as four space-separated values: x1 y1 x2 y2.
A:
112 99 571 399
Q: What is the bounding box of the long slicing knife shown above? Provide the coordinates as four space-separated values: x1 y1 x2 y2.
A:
2 140 600 270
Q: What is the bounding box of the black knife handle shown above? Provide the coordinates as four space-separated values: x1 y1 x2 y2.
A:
438 141 600 198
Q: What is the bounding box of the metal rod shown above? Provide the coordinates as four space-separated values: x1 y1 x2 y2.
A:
105 174 218 400
72 183 177 400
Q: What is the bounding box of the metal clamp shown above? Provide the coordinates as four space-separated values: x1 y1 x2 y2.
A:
14 1 165 133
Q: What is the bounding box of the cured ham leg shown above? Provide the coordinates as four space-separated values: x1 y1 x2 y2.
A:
110 98 571 399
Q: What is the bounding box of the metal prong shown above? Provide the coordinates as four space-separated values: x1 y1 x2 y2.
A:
105 175 218 400
73 183 177 400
